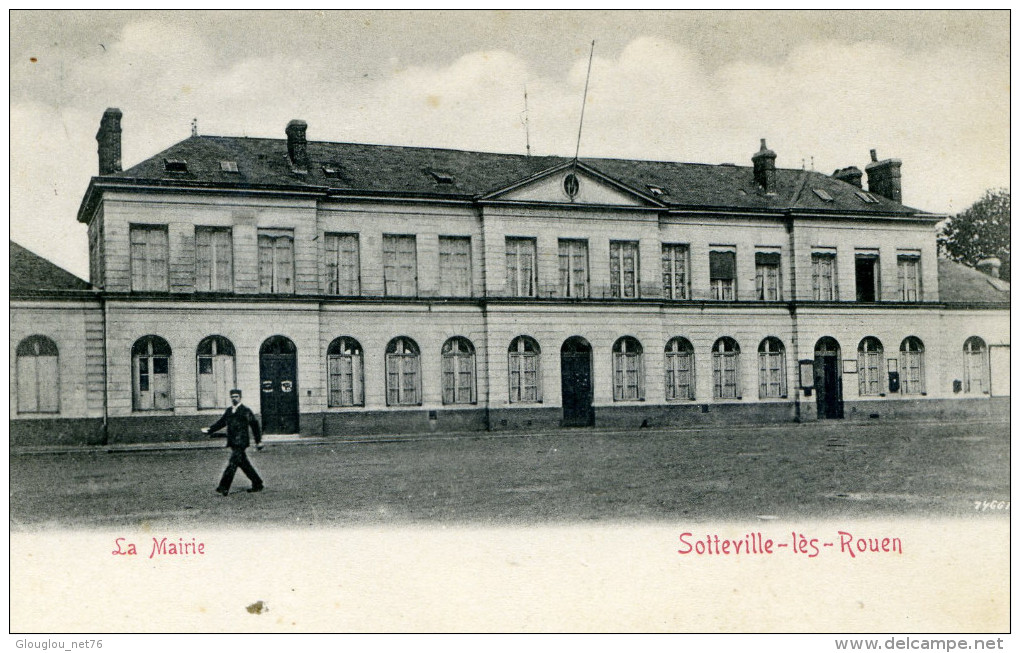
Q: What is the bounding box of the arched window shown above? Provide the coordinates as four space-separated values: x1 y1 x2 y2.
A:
16 335 59 413
508 336 541 403
132 335 173 410
757 337 787 398
857 337 885 396
664 337 695 401
899 337 925 395
385 337 420 406
963 336 989 394
328 337 364 407
612 336 644 401
442 337 476 405
712 337 741 399
196 336 236 409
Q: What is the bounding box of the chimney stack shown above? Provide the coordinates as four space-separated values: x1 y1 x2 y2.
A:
832 166 863 189
865 149 902 203
96 108 123 175
286 119 309 173
976 257 1002 279
752 138 777 194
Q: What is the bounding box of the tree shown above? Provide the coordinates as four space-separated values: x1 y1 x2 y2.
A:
938 189 1010 281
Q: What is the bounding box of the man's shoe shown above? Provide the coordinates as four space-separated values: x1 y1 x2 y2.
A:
247 485 264 493
216 488 229 496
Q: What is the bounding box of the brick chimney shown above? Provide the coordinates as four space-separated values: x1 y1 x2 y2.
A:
96 108 123 175
832 166 863 189
976 257 1002 279
865 149 902 203
752 139 777 194
286 119 309 173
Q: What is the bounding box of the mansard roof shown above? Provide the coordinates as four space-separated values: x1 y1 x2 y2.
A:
10 241 91 292
80 134 933 220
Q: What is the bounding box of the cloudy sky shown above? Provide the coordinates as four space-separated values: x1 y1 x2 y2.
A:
10 10 1009 278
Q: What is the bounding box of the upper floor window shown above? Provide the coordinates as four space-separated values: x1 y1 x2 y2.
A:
558 239 589 298
610 240 639 298
132 335 173 410
439 236 472 297
612 336 644 401
855 251 880 302
857 337 885 396
712 337 741 399
441 337 476 404
962 336 989 394
811 251 838 300
258 229 295 294
755 251 781 301
897 252 921 301
508 336 541 403
664 337 695 401
385 337 421 406
325 233 360 295
662 244 689 300
757 337 787 398
327 337 364 407
16 335 59 414
195 227 233 293
899 336 925 395
196 336 236 409
130 224 169 292
505 237 537 297
383 235 418 297
709 249 736 300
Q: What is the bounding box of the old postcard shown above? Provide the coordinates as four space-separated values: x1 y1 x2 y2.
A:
8 10 1010 643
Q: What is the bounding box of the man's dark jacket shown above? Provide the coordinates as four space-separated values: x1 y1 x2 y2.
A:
208 405 262 449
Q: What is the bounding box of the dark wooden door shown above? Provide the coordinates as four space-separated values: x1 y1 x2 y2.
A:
561 338 594 427
260 337 299 433
814 339 843 419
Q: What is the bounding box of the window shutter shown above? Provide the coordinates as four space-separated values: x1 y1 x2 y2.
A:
195 228 211 292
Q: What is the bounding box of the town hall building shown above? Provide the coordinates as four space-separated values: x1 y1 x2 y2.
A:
9 109 1010 445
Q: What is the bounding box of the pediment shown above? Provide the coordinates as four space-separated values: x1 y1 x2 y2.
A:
483 163 659 207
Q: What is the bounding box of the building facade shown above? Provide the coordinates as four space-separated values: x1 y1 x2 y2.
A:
9 109 1010 445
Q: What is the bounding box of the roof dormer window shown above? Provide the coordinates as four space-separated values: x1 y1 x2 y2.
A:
428 170 454 184
322 165 342 178
163 158 188 173
646 185 666 197
219 161 238 173
812 188 834 202
855 191 879 204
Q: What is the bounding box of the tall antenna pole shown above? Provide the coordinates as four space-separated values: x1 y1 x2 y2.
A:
523 85 531 157
573 40 595 166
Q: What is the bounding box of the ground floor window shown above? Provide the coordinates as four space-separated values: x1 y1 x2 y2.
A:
962 336 988 394
508 336 541 403
328 337 364 407
16 335 59 413
757 337 786 398
386 337 421 406
442 337 476 404
196 336 236 408
857 337 885 396
133 335 173 410
664 337 695 401
613 336 644 401
712 337 740 399
899 336 925 395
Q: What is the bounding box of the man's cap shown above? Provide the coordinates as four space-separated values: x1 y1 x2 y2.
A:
230 389 242 396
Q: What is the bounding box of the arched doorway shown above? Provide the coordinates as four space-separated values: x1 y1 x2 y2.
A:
260 336 299 433
814 336 843 419
561 336 594 427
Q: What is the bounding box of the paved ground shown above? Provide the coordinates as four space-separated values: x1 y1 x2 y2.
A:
9 419 1010 529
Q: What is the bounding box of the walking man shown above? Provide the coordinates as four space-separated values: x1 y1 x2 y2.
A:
202 389 265 496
